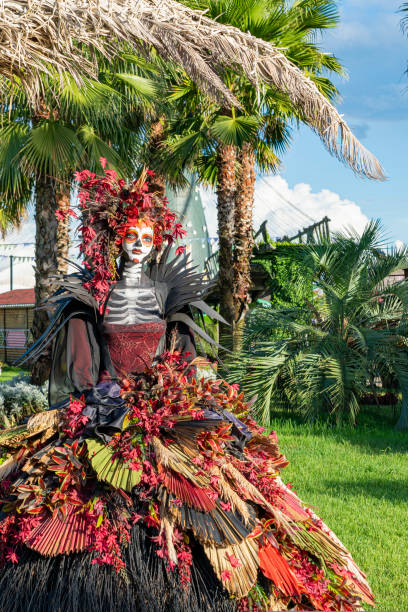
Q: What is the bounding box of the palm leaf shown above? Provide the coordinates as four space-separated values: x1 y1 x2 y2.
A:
211 115 259 146
0 121 31 201
77 125 127 174
86 438 142 492
113 72 158 100
25 502 92 556
20 120 82 177
0 0 384 179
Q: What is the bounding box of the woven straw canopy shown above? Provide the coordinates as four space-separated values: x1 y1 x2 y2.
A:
0 0 384 179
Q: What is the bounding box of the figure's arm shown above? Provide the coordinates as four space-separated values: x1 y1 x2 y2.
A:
49 312 101 408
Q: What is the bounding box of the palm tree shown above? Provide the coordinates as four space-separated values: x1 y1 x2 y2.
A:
158 0 345 344
0 0 384 182
233 221 408 429
0 63 158 383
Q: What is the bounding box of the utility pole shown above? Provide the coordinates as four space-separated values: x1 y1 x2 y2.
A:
9 256 13 291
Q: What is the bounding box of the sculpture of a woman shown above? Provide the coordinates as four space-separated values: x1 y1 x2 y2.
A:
0 166 374 612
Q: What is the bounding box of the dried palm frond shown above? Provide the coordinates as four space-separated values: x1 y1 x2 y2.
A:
161 510 178 565
160 484 255 547
246 433 280 460
213 467 253 525
203 537 259 598
274 487 310 522
27 409 59 432
0 424 40 449
0 0 384 179
303 500 373 604
152 435 210 487
164 468 216 512
20 444 55 476
0 452 25 479
221 462 275 515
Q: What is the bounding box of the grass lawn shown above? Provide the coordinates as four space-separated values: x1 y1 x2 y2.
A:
271 405 408 611
0 365 27 382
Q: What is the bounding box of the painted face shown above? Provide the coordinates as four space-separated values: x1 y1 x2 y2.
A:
121 224 154 263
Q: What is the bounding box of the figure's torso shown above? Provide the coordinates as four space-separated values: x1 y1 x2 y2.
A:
103 262 166 375
104 263 163 325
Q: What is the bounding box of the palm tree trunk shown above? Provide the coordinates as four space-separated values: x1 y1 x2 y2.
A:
216 143 236 344
147 118 166 199
232 142 255 350
30 174 60 386
395 385 408 431
56 186 71 274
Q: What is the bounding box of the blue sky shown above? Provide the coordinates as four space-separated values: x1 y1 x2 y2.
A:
280 0 408 243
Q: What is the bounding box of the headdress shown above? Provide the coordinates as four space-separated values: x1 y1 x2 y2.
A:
57 158 186 307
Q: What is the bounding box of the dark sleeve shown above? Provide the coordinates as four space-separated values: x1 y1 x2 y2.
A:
49 313 101 408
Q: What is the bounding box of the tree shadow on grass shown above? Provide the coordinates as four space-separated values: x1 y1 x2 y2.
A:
319 478 408 503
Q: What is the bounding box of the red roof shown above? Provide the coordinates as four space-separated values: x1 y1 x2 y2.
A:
0 288 35 306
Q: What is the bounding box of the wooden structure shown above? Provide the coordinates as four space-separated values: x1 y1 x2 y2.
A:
0 289 34 363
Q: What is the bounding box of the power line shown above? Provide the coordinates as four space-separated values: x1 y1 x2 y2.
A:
257 176 316 224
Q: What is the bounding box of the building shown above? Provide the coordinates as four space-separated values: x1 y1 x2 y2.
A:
0 288 34 363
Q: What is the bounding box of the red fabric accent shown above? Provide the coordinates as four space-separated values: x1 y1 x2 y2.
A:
104 321 166 376
258 542 304 596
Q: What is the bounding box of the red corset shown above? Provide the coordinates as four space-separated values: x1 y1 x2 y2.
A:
103 321 166 376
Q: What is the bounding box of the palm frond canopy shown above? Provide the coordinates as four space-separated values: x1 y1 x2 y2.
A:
0 0 384 180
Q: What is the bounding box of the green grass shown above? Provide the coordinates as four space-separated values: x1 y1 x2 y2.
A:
0 365 27 382
271 405 408 611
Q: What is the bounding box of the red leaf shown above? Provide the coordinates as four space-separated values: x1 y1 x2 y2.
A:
258 542 304 597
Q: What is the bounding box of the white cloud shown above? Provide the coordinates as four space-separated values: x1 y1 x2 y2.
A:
0 177 372 292
201 175 370 240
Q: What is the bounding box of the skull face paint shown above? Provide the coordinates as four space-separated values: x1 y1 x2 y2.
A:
121 224 154 263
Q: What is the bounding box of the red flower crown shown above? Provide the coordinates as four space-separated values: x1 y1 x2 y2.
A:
57 159 186 309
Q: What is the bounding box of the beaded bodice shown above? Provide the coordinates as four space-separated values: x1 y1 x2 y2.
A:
103 321 166 376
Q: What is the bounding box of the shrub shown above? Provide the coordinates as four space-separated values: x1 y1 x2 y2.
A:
0 374 48 428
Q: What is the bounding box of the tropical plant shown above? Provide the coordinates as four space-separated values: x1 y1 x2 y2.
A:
157 0 346 346
0 0 384 183
233 221 408 429
253 241 314 309
0 59 158 383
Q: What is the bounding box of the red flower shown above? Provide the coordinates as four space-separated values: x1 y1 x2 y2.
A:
226 553 242 568
175 245 186 256
99 157 107 169
173 223 186 239
5 550 18 563
221 570 233 581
